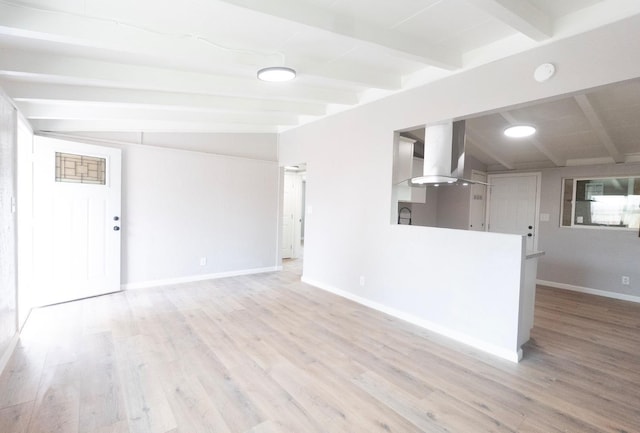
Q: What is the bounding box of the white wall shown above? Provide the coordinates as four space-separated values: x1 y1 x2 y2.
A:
403 186 470 229
0 90 17 371
16 118 33 327
536 163 640 297
279 14 640 358
121 144 280 286
405 187 438 226
34 133 281 288
436 186 470 229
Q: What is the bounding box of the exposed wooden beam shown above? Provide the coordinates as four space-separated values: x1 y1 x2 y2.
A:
0 2 399 90
2 81 325 116
469 0 552 41
500 112 565 166
15 101 299 126
574 94 624 163
0 48 358 105
294 58 401 90
29 119 279 133
0 2 277 64
214 0 462 69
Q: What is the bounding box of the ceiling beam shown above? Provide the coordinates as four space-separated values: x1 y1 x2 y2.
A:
0 2 403 90
1 81 327 116
294 58 401 90
0 2 277 65
214 0 461 69
469 0 552 41
574 94 624 163
466 131 515 170
15 101 299 126
29 119 279 134
0 48 358 105
500 112 565 166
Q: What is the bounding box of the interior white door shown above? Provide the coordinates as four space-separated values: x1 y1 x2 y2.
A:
487 173 540 251
33 136 121 306
282 171 304 259
281 172 295 259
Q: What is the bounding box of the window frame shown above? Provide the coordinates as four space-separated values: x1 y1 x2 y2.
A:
560 175 640 231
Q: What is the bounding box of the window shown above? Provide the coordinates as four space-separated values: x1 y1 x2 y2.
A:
55 152 106 185
561 176 640 229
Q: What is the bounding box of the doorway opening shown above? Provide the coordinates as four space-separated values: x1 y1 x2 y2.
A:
281 163 306 273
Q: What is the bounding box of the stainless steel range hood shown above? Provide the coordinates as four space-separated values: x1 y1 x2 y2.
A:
410 120 482 185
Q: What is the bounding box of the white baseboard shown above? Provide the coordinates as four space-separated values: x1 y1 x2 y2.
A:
0 333 20 376
123 266 282 290
301 276 522 363
537 279 640 304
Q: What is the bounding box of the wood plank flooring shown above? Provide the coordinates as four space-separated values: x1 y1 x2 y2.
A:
1 261 639 433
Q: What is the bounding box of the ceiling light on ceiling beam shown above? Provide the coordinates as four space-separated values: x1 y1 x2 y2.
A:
257 66 296 82
504 125 536 138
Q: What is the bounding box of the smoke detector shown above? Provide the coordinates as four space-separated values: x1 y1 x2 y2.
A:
534 63 555 82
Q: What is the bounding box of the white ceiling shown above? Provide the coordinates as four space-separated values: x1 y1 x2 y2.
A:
0 0 639 168
464 78 640 171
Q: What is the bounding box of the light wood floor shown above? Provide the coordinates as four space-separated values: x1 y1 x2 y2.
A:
1 260 639 433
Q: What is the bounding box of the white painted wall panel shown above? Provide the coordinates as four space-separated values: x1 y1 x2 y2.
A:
279 15 640 358
536 163 640 296
121 144 279 285
0 91 17 369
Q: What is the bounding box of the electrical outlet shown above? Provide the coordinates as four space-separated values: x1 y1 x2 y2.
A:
359 276 365 287
622 276 630 285
199 257 207 266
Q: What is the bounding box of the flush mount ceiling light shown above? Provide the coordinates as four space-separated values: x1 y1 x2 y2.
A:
257 66 296 82
504 125 536 138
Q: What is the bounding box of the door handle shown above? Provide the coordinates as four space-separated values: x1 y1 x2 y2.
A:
527 233 532 237
113 226 120 231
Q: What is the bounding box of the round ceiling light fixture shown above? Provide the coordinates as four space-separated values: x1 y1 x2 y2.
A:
504 125 536 138
257 66 296 82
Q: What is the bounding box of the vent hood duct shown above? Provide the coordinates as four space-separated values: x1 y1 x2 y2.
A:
411 120 480 185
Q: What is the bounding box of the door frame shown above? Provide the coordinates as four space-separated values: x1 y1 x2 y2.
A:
279 163 306 262
32 135 122 306
486 172 542 251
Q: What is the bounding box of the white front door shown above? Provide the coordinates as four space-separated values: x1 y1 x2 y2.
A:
487 173 540 251
33 136 122 305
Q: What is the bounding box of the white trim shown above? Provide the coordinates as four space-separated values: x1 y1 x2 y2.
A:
537 279 640 304
0 333 20 376
122 266 281 290
301 276 522 363
561 175 640 231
